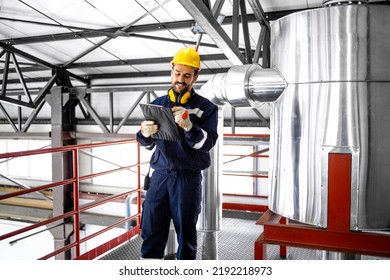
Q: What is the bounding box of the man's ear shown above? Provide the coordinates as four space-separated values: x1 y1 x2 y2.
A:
192 74 199 83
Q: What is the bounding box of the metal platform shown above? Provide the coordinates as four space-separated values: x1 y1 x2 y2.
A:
99 210 316 260
99 210 388 260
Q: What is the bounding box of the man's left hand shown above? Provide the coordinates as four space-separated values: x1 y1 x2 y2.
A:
172 106 192 131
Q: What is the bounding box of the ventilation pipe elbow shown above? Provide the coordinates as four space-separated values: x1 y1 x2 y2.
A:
200 64 286 108
197 64 286 260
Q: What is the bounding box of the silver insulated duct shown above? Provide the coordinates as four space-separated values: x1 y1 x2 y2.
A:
199 65 286 259
201 1 390 236
201 64 286 108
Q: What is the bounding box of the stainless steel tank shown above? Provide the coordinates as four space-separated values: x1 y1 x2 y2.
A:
269 3 390 230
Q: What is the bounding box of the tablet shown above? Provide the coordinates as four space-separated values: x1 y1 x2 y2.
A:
139 103 181 142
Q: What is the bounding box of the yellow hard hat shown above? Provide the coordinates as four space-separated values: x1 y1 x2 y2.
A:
171 47 201 70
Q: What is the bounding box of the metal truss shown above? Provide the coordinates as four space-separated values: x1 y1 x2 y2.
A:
179 0 271 126
74 87 158 135
0 1 282 86
179 0 271 66
0 42 87 133
0 0 277 135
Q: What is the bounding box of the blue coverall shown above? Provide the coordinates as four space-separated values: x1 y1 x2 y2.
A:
136 90 218 260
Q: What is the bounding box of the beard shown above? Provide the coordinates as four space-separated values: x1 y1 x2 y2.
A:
173 82 190 95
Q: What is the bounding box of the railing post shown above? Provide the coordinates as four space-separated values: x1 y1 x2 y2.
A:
137 143 142 227
72 148 80 258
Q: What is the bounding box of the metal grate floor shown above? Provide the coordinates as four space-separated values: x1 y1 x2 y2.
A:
99 210 387 260
99 210 315 260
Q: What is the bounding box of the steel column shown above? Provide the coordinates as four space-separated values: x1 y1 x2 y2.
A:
47 86 77 260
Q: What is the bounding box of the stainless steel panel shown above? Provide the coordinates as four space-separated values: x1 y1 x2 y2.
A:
269 4 390 229
272 5 390 83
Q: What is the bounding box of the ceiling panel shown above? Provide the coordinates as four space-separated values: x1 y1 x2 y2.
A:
0 20 73 39
85 0 148 27
155 0 193 22
16 38 111 64
0 0 53 23
20 0 120 29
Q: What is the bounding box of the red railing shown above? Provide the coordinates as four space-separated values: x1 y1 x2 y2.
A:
0 133 270 259
0 139 143 260
222 133 270 212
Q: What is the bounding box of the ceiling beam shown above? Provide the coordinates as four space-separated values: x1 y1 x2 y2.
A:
178 0 246 65
0 65 47 75
2 68 229 86
129 33 220 49
240 0 253 64
0 95 35 108
0 16 122 34
0 54 231 77
246 0 271 31
0 20 193 45
69 53 228 69
83 68 230 80
63 0 173 67
0 42 53 69
0 9 302 46
0 42 87 84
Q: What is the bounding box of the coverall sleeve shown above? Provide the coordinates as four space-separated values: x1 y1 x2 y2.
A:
183 105 218 152
136 130 156 150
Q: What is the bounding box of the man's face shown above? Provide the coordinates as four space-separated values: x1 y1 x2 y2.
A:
171 64 198 95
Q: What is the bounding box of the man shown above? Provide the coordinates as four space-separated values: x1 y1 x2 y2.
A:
136 47 218 260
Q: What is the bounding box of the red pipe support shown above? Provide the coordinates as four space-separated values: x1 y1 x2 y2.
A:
75 226 141 260
254 153 390 259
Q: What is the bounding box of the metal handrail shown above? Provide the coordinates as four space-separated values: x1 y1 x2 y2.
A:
0 139 135 159
221 133 270 212
0 138 143 260
0 134 270 259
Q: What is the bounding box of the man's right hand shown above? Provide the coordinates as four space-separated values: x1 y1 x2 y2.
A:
140 120 159 138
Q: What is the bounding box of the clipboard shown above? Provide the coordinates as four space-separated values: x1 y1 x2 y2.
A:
139 103 181 142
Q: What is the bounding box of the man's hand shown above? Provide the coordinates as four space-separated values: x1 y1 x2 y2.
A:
172 106 192 131
140 120 159 138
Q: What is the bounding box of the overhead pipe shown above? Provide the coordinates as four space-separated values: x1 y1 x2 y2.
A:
200 64 286 108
